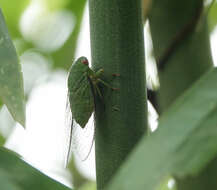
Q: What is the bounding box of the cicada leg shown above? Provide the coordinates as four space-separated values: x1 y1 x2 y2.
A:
94 84 103 99
97 78 119 91
112 73 120 77
95 69 104 78
90 68 120 91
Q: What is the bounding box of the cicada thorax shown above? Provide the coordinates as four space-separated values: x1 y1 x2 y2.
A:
86 70 104 100
68 57 90 91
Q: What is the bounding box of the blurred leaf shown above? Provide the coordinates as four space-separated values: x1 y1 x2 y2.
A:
0 133 5 146
0 0 30 38
44 0 70 11
156 177 176 190
105 68 217 190
68 157 89 188
0 99 2 108
0 101 5 145
78 181 96 190
208 1 217 32
0 105 16 140
0 147 73 190
0 10 25 127
0 170 22 190
9 0 87 70
53 0 87 69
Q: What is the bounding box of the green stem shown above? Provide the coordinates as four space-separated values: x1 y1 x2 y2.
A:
89 0 148 189
149 0 213 113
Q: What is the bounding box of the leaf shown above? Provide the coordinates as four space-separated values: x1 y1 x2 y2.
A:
0 147 73 190
53 0 87 69
105 68 217 190
0 170 22 190
68 156 89 188
78 182 96 190
0 10 25 127
156 177 176 190
0 133 5 146
0 0 30 38
208 1 217 32
43 0 70 11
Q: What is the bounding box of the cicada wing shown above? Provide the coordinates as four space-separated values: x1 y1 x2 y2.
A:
69 73 94 128
70 114 95 161
65 97 73 166
65 94 95 165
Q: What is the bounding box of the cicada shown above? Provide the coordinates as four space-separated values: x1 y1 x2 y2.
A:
65 57 117 164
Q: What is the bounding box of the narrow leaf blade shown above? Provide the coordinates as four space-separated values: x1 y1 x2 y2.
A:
0 147 73 190
0 9 25 127
105 68 217 190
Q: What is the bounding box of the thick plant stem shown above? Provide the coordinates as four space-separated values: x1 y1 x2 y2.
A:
149 0 216 189
149 0 213 113
89 0 147 189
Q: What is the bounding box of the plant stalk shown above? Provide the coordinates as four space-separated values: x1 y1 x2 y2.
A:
149 0 213 113
89 0 148 189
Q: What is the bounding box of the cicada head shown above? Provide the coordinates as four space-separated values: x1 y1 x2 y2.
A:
79 56 89 66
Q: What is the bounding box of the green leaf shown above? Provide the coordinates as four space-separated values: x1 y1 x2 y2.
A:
208 1 217 32
0 170 22 190
68 156 89 188
0 133 5 146
105 68 217 190
156 177 176 190
0 10 25 127
0 147 73 190
78 182 96 190
0 0 30 38
53 0 87 69
44 0 70 11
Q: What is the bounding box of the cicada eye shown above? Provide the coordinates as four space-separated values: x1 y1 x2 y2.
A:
81 58 89 65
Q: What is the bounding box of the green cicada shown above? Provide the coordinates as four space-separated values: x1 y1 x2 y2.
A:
66 56 117 164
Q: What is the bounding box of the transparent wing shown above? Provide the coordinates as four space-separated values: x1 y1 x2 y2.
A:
65 95 95 166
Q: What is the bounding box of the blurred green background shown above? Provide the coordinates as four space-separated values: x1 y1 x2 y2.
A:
0 0 96 189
